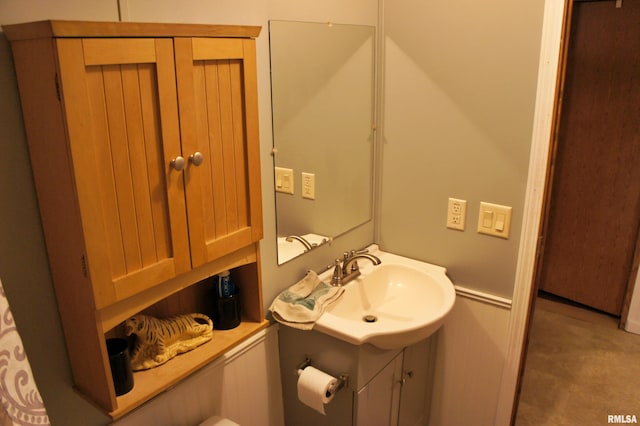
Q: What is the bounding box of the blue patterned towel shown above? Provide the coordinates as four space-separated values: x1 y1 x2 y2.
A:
269 270 344 330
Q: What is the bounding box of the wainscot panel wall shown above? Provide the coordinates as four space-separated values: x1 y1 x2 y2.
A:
114 326 284 426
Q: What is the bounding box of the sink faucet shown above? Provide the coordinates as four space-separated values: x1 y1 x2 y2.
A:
285 235 313 251
330 249 381 286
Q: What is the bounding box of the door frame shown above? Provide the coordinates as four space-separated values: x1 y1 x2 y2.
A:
493 0 567 423
495 0 640 423
620 227 640 329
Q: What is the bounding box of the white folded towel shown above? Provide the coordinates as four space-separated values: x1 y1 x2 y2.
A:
269 271 343 330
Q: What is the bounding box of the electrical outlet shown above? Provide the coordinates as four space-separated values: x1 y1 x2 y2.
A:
447 198 466 231
301 172 315 199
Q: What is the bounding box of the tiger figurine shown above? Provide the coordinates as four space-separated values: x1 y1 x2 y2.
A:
124 313 213 370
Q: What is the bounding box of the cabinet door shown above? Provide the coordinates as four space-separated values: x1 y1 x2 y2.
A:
398 339 432 426
356 352 403 426
56 38 191 308
174 38 263 267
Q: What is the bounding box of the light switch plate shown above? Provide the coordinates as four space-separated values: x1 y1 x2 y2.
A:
275 167 294 194
477 202 512 239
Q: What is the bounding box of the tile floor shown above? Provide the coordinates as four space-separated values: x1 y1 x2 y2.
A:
515 296 640 426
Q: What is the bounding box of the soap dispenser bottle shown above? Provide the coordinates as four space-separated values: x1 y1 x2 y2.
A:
212 270 240 330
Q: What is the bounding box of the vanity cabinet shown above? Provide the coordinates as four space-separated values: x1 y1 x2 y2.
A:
4 20 267 419
279 327 434 426
355 339 433 426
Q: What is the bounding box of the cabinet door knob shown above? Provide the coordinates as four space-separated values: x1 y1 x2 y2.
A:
398 370 413 385
189 151 204 166
170 156 186 171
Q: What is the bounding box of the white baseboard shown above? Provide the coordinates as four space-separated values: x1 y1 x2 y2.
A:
624 319 640 335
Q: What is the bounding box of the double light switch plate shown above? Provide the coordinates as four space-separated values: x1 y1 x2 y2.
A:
477 202 512 239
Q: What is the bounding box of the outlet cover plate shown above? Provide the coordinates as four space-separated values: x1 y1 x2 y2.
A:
302 172 315 199
446 198 467 231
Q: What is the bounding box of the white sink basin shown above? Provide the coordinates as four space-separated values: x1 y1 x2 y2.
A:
314 245 456 349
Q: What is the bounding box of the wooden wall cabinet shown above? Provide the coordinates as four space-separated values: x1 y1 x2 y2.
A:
4 20 268 419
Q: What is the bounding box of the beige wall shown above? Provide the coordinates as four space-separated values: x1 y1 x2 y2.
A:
379 2 546 421
0 0 550 424
0 1 376 424
0 3 121 425
380 0 545 298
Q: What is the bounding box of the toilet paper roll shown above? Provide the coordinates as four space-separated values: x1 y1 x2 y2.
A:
297 366 338 415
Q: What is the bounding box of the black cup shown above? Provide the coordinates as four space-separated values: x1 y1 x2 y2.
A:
213 293 241 330
106 338 134 396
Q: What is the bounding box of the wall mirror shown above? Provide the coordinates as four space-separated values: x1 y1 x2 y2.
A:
269 20 376 264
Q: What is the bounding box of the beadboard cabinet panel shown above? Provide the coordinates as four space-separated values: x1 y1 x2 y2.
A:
56 37 192 307
175 37 263 268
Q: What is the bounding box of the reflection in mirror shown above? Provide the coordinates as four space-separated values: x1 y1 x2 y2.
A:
269 20 376 265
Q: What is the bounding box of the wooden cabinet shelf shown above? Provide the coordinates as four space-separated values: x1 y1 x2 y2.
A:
113 319 268 419
102 248 268 419
4 20 265 419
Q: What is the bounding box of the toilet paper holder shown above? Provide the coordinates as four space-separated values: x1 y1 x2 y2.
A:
296 357 348 396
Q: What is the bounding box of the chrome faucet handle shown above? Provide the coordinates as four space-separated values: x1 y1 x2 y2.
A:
342 249 367 273
345 249 368 272
330 258 343 286
340 252 351 274
348 256 360 273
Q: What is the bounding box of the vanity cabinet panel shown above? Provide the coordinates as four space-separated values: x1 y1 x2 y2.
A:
4 20 266 419
279 326 434 426
397 338 433 426
355 340 433 426
355 352 403 426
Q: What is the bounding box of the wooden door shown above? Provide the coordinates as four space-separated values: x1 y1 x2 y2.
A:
56 38 191 308
174 37 263 267
539 0 640 315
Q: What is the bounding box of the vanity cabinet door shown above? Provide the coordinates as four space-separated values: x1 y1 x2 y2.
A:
398 338 433 426
354 339 433 426
355 352 403 426
174 37 263 268
55 37 191 309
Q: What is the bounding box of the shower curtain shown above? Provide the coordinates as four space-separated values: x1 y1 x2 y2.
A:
0 279 49 425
